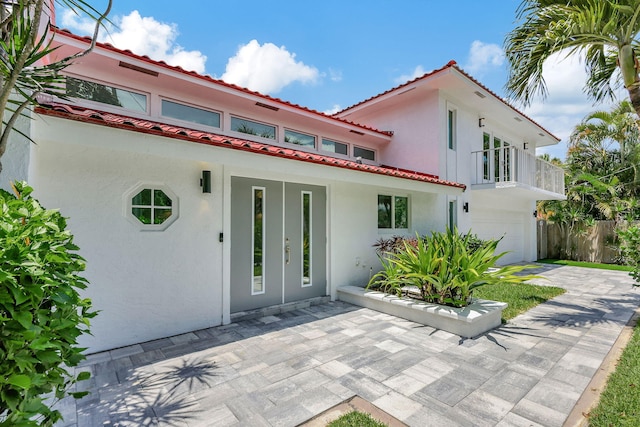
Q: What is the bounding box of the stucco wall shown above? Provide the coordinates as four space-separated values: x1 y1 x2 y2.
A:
0 108 31 192
31 119 224 353
30 114 459 352
328 182 445 295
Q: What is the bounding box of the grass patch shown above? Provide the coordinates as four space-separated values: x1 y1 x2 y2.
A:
537 259 633 272
588 320 640 426
327 411 387 427
474 281 565 321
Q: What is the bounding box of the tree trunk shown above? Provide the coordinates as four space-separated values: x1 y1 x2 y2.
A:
628 83 640 119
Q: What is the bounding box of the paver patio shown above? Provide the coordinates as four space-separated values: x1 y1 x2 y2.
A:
54 264 640 426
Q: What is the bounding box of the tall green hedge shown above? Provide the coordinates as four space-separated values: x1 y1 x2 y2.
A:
0 182 96 426
618 224 640 286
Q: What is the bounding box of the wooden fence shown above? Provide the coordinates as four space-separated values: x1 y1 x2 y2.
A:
536 220 620 263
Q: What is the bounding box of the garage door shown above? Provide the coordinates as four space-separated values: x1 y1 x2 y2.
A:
472 211 525 265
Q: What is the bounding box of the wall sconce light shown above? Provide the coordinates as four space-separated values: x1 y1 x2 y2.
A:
463 202 469 213
523 142 529 150
478 118 485 128
533 210 538 218
200 170 211 193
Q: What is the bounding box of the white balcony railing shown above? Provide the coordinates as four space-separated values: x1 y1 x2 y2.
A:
471 147 565 196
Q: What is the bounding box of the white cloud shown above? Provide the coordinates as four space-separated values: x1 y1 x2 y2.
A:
323 104 342 115
328 68 343 82
521 51 622 160
394 65 427 85
465 41 504 75
60 10 207 74
220 40 319 94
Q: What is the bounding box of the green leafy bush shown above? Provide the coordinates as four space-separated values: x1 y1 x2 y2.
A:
617 224 640 285
368 228 538 307
0 182 96 426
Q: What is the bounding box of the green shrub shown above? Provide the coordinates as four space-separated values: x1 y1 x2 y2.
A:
368 228 538 307
0 182 96 426
617 224 640 285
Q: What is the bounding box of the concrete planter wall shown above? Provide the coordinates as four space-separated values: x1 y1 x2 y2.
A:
337 286 506 338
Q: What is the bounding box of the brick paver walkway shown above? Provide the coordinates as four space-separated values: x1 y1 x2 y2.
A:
54 264 640 426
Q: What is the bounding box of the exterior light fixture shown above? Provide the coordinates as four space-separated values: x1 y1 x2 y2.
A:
478 118 485 128
201 170 211 193
533 210 538 218
463 202 469 213
523 142 529 150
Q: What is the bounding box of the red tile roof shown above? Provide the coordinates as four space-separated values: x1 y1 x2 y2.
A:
336 60 560 142
34 103 466 191
52 27 393 138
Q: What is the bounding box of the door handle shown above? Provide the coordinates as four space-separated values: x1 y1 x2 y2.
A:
285 238 291 265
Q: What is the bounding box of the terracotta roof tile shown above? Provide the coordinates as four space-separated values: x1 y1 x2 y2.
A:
336 60 560 142
52 27 393 138
34 103 466 191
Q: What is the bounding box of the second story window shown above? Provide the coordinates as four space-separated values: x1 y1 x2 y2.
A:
354 146 375 161
448 108 457 150
162 100 220 128
321 138 348 155
231 117 276 140
66 77 147 113
285 129 316 148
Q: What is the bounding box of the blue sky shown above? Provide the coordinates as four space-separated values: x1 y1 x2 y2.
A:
59 0 623 160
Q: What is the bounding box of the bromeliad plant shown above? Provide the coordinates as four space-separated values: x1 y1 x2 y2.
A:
368 228 538 307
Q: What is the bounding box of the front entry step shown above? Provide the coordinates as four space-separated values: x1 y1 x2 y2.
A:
230 295 331 323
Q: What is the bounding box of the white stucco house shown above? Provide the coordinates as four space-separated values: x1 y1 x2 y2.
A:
1 24 565 353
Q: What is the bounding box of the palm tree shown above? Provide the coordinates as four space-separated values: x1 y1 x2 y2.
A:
570 100 640 198
505 0 640 117
0 0 112 173
571 100 639 162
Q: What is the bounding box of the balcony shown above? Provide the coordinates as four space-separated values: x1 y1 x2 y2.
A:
470 147 565 200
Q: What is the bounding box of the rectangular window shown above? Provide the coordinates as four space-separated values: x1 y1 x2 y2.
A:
321 138 348 155
285 129 316 148
302 191 312 287
252 187 265 295
354 146 375 161
231 117 276 140
66 77 147 112
504 141 511 181
448 200 457 230
483 132 490 181
494 137 501 182
378 195 409 229
161 100 220 128
448 109 457 150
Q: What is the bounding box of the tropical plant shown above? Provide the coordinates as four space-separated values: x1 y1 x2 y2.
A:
504 0 640 117
617 223 640 284
367 229 538 308
0 0 112 174
0 182 96 426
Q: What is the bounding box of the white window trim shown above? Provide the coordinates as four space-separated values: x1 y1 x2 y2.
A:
64 73 150 115
354 145 377 163
230 115 277 141
378 194 410 231
284 128 317 149
301 191 312 288
160 97 222 131
320 138 350 157
447 106 457 151
124 183 179 231
251 186 266 296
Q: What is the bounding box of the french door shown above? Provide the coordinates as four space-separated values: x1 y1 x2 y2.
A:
230 177 326 313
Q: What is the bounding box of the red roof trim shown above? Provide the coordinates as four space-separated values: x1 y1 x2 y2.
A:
336 60 560 142
34 103 466 191
52 27 392 138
